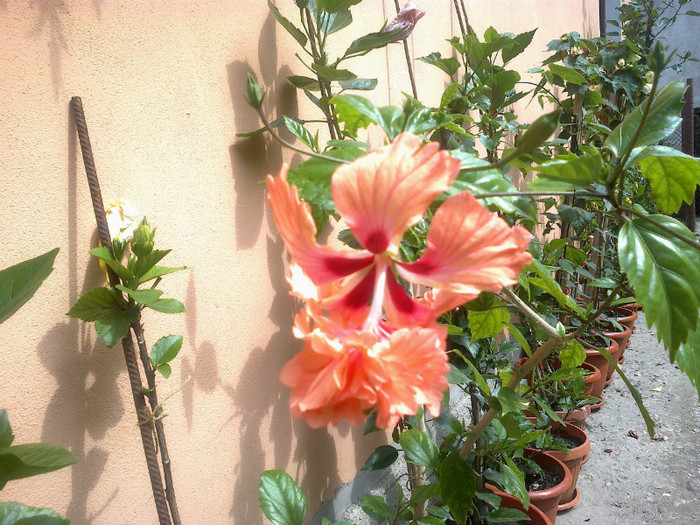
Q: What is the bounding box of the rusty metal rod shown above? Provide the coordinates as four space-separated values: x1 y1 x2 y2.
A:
70 96 172 525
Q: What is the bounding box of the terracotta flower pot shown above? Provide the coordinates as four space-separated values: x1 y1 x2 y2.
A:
601 324 631 382
525 406 591 429
485 485 553 525
582 336 619 410
613 306 638 334
523 448 572 524
544 423 591 511
580 362 601 396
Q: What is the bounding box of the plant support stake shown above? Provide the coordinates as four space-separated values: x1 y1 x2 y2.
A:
70 96 177 525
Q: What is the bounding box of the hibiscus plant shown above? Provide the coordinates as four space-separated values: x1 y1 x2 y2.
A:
246 1 700 524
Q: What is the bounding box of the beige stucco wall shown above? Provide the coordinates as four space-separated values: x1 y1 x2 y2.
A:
0 2 597 524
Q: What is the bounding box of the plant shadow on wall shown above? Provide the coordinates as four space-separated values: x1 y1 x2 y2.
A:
228 9 299 251
225 233 344 525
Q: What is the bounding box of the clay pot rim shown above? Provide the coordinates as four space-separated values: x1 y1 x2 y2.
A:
600 323 633 338
611 306 639 323
483 485 553 525
546 423 591 460
522 448 573 500
583 337 619 355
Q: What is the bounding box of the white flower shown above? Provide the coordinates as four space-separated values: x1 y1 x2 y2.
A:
617 58 626 67
644 70 655 83
642 83 653 95
105 199 140 241
590 83 602 93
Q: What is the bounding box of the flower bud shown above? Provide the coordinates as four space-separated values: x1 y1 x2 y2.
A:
642 83 653 95
131 218 155 258
384 1 425 41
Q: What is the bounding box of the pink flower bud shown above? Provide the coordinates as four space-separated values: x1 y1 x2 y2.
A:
384 1 425 41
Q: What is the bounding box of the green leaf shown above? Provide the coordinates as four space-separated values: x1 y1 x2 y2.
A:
137 265 186 285
560 340 586 368
486 507 529 523
343 28 402 57
0 411 13 448
500 458 529 508
447 152 537 220
439 452 476 525
618 215 700 357
0 442 77 487
468 303 509 340
259 470 307 525
527 260 584 315
88 247 134 283
338 78 378 91
502 28 537 63
676 324 700 400
147 299 185 314
331 94 382 138
95 309 138 348
419 52 460 76
282 116 317 150
399 429 438 469
0 503 71 525
287 148 366 231
604 81 686 157
115 285 163 306
410 483 441 503
67 287 117 322
548 63 586 85
155 363 172 379
361 445 398 471
0 248 58 325
268 0 307 47
150 335 184 366
634 147 700 214
316 0 361 13
496 387 528 415
509 107 562 158
558 204 596 235
529 150 606 191
416 517 446 525
312 63 357 82
287 75 320 91
360 495 393 522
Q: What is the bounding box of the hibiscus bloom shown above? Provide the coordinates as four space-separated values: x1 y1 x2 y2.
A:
267 133 531 428
384 1 425 41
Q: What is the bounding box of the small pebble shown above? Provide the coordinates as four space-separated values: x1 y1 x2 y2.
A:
687 479 698 492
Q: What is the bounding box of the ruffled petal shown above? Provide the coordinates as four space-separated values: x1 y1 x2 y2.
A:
370 326 449 429
267 165 374 283
397 191 532 295
332 133 460 254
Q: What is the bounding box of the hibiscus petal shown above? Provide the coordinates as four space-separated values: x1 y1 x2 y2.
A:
332 133 460 254
383 270 433 326
397 191 532 295
267 165 374 283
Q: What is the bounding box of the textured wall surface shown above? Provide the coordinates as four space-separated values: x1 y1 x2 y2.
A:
0 1 597 524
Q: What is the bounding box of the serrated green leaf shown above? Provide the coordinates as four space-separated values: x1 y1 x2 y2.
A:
399 429 438 469
419 52 460 76
496 387 528 415
361 445 398 471
502 28 537 63
94 309 138 348
558 204 596 235
259 470 307 525
447 151 537 220
633 147 700 214
0 410 13 448
147 299 185 314
468 305 509 340
312 63 356 82
0 503 71 525
439 452 475 525
268 0 307 47
67 287 116 321
360 495 393 522
343 28 402 58
137 264 186 285
151 335 184 366
338 77 378 91
618 215 700 357
409 483 441 503
330 94 382 138
282 116 317 150
676 324 700 400
0 248 58 325
604 81 686 157
286 148 365 231
560 340 586 368
0 442 76 487
548 63 586 85
416 517 446 525
529 150 605 191
287 75 320 90
527 260 584 315
115 285 163 306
